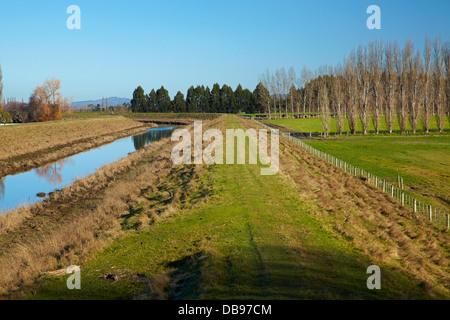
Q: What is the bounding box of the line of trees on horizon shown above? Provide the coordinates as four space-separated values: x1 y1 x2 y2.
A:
130 83 269 115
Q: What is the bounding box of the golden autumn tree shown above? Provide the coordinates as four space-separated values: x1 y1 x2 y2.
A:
31 78 64 122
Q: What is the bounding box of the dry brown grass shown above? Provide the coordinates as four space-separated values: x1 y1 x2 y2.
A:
0 116 224 297
0 138 172 295
0 117 151 177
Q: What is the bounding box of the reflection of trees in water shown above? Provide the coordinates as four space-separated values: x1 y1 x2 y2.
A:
35 158 71 185
0 177 4 201
133 129 174 151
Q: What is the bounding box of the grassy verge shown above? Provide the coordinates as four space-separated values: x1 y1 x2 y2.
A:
28 115 449 300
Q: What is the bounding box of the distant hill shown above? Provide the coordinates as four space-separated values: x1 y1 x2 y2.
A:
71 97 131 107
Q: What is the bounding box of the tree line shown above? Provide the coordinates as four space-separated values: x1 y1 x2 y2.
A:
130 83 269 114
260 37 449 135
1 73 70 123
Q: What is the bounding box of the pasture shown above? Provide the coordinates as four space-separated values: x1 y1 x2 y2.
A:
304 135 450 213
266 116 450 135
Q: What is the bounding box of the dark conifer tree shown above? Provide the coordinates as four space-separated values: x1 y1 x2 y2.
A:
130 86 147 113
156 86 171 112
172 91 186 113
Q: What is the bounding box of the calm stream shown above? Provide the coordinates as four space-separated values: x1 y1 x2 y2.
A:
0 127 175 213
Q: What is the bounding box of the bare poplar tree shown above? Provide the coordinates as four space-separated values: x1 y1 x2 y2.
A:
409 50 424 133
270 73 278 119
288 84 297 118
357 45 370 134
288 67 296 118
274 70 281 118
443 41 450 126
383 42 398 134
280 68 289 118
368 40 384 134
422 37 432 133
319 80 330 136
301 67 311 118
344 52 358 134
397 41 414 134
332 64 345 135
261 70 273 119
433 37 446 132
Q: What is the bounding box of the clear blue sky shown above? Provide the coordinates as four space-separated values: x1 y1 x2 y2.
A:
0 0 449 102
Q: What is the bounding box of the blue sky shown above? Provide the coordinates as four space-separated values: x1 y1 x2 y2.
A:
0 0 449 101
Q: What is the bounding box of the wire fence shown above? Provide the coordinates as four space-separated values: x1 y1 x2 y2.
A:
253 118 449 230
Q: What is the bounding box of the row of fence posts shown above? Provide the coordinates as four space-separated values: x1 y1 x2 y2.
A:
252 119 449 230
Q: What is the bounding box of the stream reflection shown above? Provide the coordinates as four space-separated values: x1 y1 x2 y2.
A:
133 127 175 150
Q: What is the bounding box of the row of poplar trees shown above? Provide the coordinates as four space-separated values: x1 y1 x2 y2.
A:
260 37 449 135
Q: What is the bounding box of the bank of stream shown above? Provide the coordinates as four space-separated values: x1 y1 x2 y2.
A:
0 127 175 213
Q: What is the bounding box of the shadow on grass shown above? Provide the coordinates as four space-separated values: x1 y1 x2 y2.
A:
200 245 442 300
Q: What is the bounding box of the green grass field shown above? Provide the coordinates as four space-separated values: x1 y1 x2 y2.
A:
304 135 450 212
27 115 443 300
266 117 450 134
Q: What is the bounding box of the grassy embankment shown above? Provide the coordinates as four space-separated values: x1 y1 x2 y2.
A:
0 116 219 297
265 117 450 213
27 115 449 300
0 117 150 177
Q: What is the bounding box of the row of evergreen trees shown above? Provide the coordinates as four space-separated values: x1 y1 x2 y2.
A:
130 83 270 114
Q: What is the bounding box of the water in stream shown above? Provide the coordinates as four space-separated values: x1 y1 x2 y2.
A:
0 127 175 213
